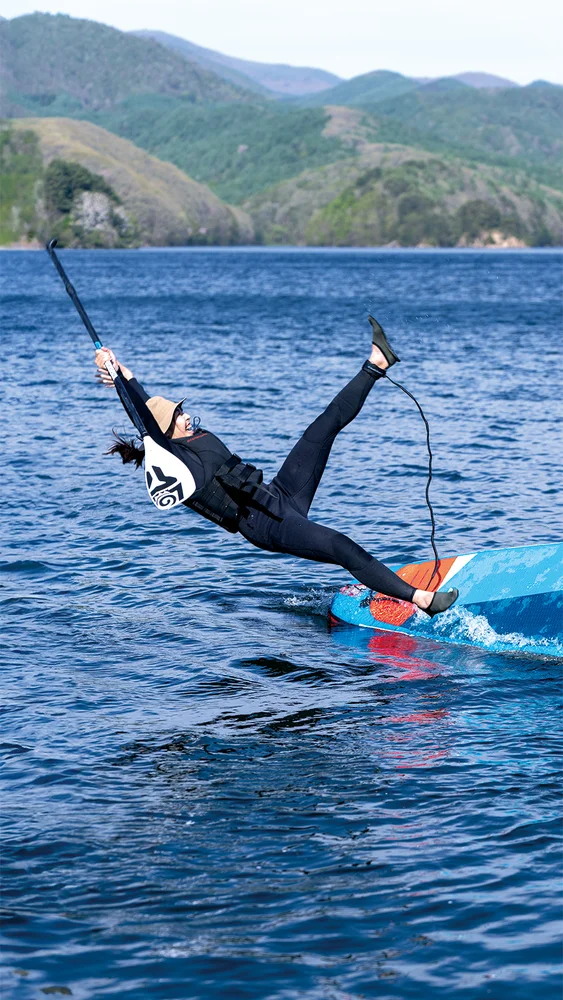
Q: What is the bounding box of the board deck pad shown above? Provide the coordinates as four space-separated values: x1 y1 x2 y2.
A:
330 543 563 658
365 555 459 627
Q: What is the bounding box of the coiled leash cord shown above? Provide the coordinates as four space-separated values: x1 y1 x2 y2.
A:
383 372 440 583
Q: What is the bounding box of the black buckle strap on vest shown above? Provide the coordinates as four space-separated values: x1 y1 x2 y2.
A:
216 459 283 522
185 454 242 533
185 455 282 534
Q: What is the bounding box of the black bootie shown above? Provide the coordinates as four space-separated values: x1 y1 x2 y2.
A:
368 316 401 368
424 588 459 618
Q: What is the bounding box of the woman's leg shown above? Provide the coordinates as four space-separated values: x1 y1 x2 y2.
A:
274 364 384 517
240 507 444 611
269 512 416 603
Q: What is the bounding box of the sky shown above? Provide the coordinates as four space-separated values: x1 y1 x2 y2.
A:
2 0 561 84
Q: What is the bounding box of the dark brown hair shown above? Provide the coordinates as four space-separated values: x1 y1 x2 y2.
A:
107 408 179 467
106 432 145 468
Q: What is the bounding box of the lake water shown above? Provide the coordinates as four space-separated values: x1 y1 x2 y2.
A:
1 248 562 999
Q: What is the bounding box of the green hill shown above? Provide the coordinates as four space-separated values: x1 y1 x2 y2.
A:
244 143 563 247
84 99 354 204
82 78 563 209
3 14 561 202
132 30 342 96
0 118 253 247
0 13 253 117
317 79 563 186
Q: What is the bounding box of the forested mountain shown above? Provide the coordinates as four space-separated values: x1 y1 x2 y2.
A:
84 100 353 204
351 80 563 184
452 72 517 89
82 80 562 203
130 30 521 97
132 30 341 96
1 13 561 247
299 76 563 182
0 14 254 117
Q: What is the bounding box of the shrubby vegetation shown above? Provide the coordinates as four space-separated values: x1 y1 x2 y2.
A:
308 160 562 246
0 119 254 247
44 159 120 214
247 156 563 247
0 125 135 246
85 99 353 204
44 159 134 248
0 126 43 243
3 120 560 249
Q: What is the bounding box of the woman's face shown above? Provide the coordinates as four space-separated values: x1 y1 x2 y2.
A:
169 407 192 439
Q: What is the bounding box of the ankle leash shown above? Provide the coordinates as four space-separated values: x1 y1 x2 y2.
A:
383 370 440 584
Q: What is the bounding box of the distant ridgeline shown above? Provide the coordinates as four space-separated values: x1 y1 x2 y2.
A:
1 12 562 247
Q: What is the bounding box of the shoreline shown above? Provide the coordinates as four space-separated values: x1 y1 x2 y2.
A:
2 243 561 252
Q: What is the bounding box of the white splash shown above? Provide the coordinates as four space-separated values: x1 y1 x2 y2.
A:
284 588 333 616
426 604 563 657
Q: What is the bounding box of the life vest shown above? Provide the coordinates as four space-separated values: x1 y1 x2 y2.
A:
184 455 282 533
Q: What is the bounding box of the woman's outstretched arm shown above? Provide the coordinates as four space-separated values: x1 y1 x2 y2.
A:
94 347 151 404
95 347 133 383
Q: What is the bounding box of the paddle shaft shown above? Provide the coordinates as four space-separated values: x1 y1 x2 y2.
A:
46 238 120 376
45 239 147 435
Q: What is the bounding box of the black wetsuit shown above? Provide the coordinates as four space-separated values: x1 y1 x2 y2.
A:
125 369 416 604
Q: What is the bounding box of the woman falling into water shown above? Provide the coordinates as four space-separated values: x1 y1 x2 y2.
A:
95 318 458 618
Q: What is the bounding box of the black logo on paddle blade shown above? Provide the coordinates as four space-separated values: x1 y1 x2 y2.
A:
146 466 184 508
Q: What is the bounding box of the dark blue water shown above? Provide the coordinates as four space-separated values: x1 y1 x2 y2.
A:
1 249 562 1000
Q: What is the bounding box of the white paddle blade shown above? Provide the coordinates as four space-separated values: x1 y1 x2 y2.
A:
144 437 196 511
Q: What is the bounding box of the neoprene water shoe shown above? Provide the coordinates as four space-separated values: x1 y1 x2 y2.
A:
368 316 401 367
424 588 459 617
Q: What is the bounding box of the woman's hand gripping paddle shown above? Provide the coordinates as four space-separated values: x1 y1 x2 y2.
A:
45 239 196 511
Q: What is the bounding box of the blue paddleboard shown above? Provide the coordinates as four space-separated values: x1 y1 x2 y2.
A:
330 543 563 658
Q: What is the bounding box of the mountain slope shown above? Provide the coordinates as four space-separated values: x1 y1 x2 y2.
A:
132 30 342 96
0 14 254 117
82 74 563 205
2 13 560 246
364 81 563 180
301 71 525 110
2 118 253 246
84 99 354 204
244 144 563 247
304 78 563 185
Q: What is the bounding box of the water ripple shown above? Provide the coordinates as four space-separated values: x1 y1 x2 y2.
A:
0 249 561 1000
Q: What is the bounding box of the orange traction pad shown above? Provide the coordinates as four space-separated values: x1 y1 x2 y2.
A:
369 596 414 626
